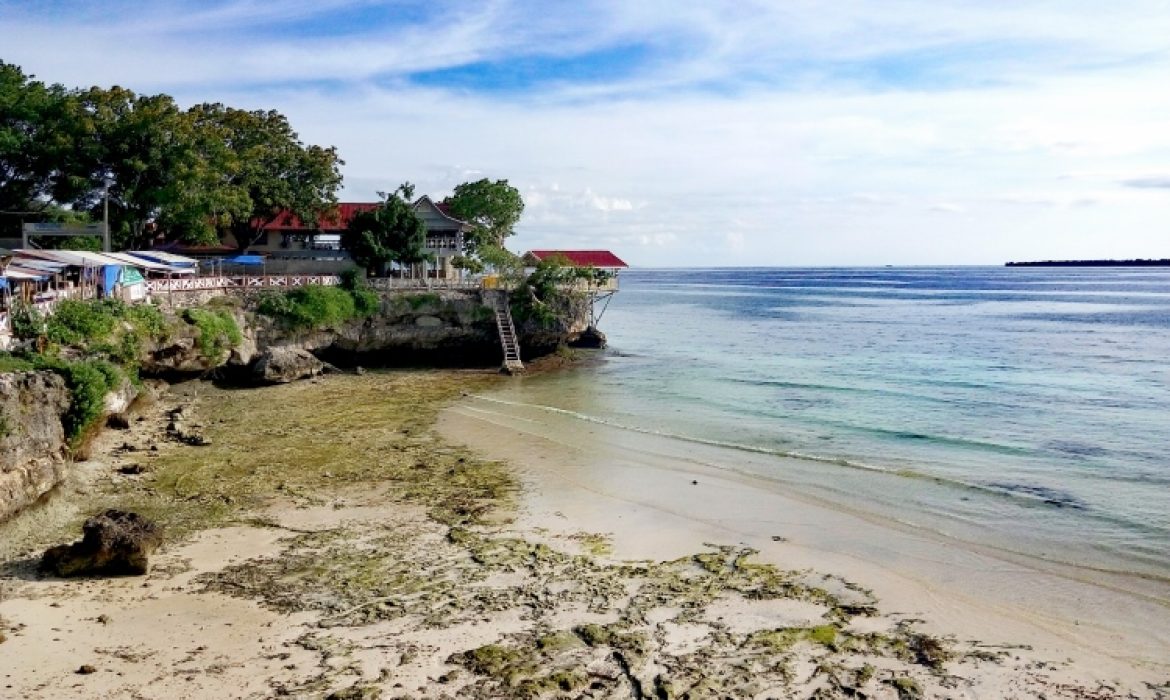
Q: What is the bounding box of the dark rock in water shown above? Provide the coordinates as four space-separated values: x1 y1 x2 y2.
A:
40 510 162 577
572 326 607 349
251 346 325 384
106 413 131 430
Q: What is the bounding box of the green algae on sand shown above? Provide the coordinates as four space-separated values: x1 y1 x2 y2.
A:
106 371 514 537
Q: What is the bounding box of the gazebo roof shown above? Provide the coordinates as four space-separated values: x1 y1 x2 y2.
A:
524 250 629 268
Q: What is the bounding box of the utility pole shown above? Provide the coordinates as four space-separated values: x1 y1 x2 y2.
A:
102 180 111 252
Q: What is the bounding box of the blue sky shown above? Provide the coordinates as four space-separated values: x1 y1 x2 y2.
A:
3 0 1169 265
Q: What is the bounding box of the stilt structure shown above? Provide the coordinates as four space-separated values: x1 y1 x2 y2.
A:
519 250 630 344
485 289 523 373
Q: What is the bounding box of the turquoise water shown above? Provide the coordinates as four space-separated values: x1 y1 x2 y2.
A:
498 267 1170 581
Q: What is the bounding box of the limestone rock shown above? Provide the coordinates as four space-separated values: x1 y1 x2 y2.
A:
40 510 162 577
0 371 71 522
252 346 324 384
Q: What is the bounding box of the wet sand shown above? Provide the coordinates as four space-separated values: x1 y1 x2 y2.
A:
438 391 1170 690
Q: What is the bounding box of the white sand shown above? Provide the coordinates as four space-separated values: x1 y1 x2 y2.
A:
438 394 1170 691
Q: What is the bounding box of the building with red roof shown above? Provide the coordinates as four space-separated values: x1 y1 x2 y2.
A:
521 249 629 293
522 250 629 270
238 195 473 277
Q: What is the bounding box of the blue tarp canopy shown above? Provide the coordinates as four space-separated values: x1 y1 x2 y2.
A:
100 265 146 294
102 265 121 295
222 254 265 266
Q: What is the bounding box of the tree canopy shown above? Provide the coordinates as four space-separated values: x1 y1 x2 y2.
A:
184 103 343 250
0 61 342 249
1 62 74 221
342 184 430 277
443 178 524 252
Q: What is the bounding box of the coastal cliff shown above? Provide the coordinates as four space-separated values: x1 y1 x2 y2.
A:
246 288 593 368
0 286 594 522
0 372 71 522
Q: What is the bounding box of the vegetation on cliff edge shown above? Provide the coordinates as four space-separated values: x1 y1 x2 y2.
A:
255 277 379 330
1 297 239 443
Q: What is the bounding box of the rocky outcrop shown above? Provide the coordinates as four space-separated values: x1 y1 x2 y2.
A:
0 371 71 522
40 509 162 577
255 290 502 367
515 293 595 354
140 307 254 377
572 326 608 349
251 289 594 368
252 347 325 384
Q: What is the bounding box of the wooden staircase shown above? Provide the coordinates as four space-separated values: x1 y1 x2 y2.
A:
485 290 523 373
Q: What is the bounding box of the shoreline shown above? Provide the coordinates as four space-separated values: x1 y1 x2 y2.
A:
438 389 1170 689
1 371 1167 698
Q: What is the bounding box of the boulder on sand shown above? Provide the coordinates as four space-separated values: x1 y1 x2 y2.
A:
40 510 162 577
251 347 325 384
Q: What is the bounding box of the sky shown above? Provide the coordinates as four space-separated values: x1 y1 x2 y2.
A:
2 0 1169 266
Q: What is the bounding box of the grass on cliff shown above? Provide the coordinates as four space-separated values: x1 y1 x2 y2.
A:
29 355 124 442
256 283 379 330
103 371 509 538
2 297 174 443
1 350 126 443
42 298 169 366
181 308 242 362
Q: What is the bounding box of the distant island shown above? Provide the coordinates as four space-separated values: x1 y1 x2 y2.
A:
1005 259 1170 267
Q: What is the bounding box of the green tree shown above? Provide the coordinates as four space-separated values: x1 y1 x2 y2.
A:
0 62 343 249
342 184 431 277
0 62 75 235
478 244 524 281
443 178 524 251
185 104 343 250
57 86 204 249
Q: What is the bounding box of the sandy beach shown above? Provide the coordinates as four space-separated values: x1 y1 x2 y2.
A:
0 372 1167 699
438 390 1170 694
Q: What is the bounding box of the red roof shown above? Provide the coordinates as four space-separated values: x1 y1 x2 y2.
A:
257 203 380 231
256 198 466 231
525 250 629 268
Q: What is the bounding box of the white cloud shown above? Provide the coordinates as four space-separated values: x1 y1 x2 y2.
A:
930 203 965 214
2 1 1169 264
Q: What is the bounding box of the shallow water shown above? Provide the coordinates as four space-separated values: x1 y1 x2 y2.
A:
485 267 1170 584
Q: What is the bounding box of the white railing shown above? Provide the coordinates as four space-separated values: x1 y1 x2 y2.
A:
143 275 342 293
366 277 482 291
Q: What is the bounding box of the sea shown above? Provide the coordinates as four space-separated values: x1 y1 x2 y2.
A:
480 267 1170 584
